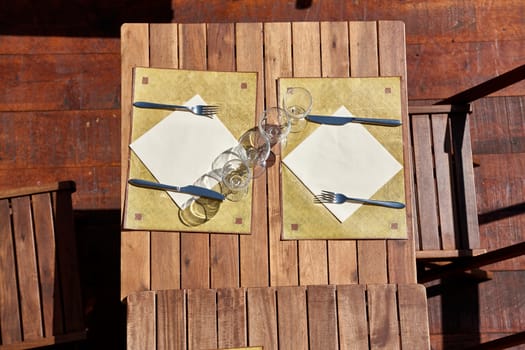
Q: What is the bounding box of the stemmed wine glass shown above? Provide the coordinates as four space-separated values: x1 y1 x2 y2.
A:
236 128 271 178
258 107 291 155
220 158 252 201
282 86 313 133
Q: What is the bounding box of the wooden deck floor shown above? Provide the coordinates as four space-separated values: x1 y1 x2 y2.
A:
1 1 524 349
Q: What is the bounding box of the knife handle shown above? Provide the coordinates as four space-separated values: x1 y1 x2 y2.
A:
352 117 402 127
128 178 181 192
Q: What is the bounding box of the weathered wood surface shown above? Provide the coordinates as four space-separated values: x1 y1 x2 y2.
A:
1 1 525 210
120 21 416 301
126 284 431 350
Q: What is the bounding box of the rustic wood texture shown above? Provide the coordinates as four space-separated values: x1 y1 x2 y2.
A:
126 284 430 350
1 1 524 349
0 182 86 348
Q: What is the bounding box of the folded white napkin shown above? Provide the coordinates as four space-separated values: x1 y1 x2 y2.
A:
283 106 402 222
130 95 238 208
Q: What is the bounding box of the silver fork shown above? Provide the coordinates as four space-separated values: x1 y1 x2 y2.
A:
133 101 219 117
314 190 405 209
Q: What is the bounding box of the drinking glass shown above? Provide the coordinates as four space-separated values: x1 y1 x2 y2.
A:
258 107 291 155
221 158 252 201
236 128 271 178
282 86 312 133
179 173 222 226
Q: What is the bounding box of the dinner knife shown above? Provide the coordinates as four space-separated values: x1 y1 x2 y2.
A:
128 178 225 201
306 115 402 127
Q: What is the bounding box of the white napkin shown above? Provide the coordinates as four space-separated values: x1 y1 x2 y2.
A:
283 106 402 222
130 95 238 208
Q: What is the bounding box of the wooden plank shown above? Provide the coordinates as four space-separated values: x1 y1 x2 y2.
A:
350 21 389 285
150 24 179 69
367 284 400 350
291 21 329 286
276 286 308 350
187 289 217 349
53 187 84 332
178 23 211 289
246 287 278 349
236 22 270 287
263 22 298 287
320 21 358 285
397 284 431 349
151 232 180 290
126 291 156 350
31 192 62 337
208 23 240 289
431 113 457 249
0 198 22 345
337 285 369 350
121 23 150 300
411 115 441 250
217 288 247 348
450 113 480 249
149 24 181 292
378 21 417 284
156 289 186 350
307 285 338 350
0 53 120 112
11 196 43 340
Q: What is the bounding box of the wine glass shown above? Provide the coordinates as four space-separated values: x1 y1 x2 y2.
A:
236 128 271 178
282 86 313 133
258 107 291 155
220 158 252 202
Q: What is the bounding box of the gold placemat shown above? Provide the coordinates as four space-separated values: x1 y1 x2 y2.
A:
123 67 258 233
279 77 407 239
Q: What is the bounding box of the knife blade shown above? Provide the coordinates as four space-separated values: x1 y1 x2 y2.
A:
306 115 401 127
128 178 225 201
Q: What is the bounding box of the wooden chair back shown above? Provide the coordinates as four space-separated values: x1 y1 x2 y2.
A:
408 104 485 261
126 284 430 349
0 181 85 349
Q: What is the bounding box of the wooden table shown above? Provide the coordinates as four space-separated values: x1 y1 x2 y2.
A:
120 21 417 299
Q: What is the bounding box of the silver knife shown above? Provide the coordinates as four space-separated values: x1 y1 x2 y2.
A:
128 178 225 201
306 115 401 127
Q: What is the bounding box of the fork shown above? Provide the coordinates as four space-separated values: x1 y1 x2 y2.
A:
133 101 219 117
314 190 405 209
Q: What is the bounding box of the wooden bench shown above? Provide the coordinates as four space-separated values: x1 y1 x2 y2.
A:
0 181 86 349
126 284 430 349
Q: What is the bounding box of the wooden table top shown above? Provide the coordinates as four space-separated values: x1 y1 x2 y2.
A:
120 21 417 300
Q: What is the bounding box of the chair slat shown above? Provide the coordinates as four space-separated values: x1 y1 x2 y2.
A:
246 287 278 348
187 289 217 349
31 192 62 337
156 289 186 350
397 284 431 349
276 287 308 350
430 114 457 249
412 115 441 249
307 285 338 350
367 284 400 349
217 288 247 348
126 291 156 350
11 196 43 341
53 189 83 332
337 285 369 350
0 199 22 345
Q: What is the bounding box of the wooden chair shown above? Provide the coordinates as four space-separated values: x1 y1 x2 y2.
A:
0 181 86 349
126 284 431 349
409 64 525 282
